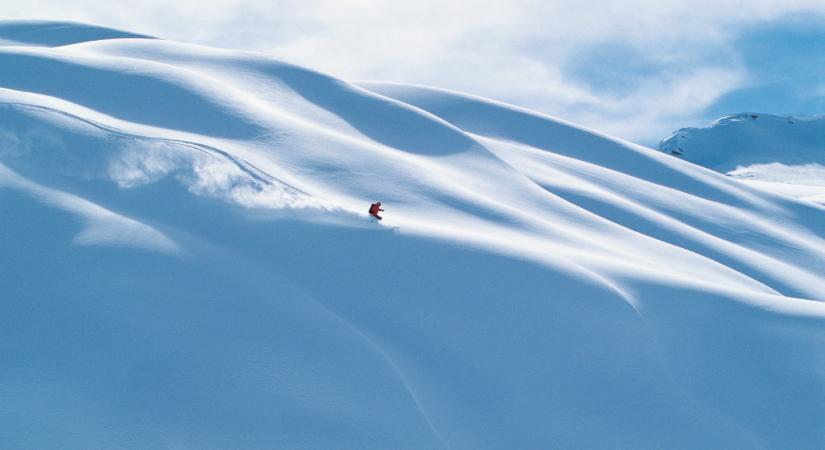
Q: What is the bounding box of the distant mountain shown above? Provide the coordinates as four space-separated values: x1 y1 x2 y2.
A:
659 112 825 204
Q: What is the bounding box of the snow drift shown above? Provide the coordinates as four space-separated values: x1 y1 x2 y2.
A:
1 21 824 449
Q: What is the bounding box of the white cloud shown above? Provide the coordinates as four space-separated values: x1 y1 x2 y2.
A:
3 0 825 143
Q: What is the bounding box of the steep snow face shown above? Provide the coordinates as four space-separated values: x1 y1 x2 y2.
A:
1 21 824 449
659 112 825 204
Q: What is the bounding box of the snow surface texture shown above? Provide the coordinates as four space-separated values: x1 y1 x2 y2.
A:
1 21 824 449
659 112 825 204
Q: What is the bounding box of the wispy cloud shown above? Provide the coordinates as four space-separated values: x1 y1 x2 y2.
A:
3 0 825 143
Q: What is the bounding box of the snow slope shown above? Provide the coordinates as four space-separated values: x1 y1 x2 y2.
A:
1 22 824 449
0 20 154 47
659 112 825 204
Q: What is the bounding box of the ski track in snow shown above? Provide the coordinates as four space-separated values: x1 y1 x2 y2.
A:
1 21 824 449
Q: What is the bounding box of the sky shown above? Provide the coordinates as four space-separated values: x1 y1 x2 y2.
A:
2 0 825 146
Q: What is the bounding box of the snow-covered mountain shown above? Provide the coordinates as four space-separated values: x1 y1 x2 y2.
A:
659 112 825 204
1 21 824 449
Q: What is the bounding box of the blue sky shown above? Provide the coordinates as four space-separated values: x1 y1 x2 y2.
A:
703 20 825 124
2 0 825 146
564 13 825 145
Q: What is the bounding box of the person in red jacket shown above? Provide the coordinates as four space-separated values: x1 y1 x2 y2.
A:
368 201 384 220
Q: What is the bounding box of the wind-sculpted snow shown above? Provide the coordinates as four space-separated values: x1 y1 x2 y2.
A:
1 21 824 449
0 20 154 47
0 162 177 253
0 48 267 138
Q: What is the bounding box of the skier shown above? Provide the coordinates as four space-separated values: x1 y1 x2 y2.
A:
368 201 384 220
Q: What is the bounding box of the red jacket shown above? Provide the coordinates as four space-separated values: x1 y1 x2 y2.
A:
369 203 384 215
